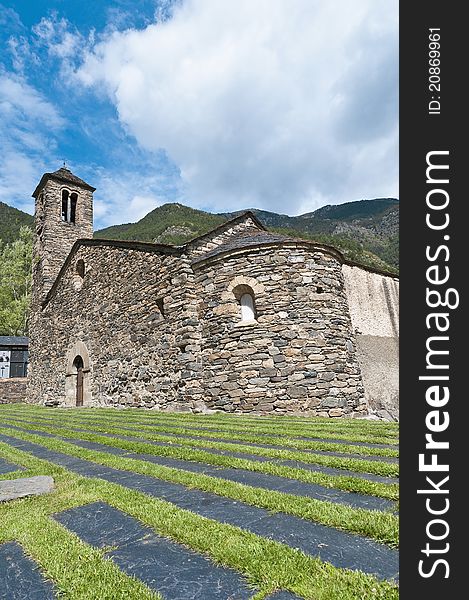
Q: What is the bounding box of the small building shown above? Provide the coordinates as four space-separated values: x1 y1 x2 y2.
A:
0 336 29 379
0 336 29 404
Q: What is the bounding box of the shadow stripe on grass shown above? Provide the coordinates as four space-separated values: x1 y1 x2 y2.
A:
0 433 398 582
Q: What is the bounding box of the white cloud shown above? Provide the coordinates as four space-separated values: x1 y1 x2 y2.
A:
89 167 168 228
0 72 66 211
128 195 163 220
76 0 398 214
0 72 64 129
32 14 85 60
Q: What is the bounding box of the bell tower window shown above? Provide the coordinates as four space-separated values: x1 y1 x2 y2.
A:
61 189 78 223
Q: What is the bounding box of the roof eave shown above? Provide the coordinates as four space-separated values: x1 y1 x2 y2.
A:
191 239 345 269
183 210 267 250
32 173 96 198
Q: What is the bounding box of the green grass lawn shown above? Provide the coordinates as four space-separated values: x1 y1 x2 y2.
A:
0 404 399 600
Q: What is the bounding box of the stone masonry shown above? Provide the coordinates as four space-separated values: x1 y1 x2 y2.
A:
0 379 27 404
27 168 399 417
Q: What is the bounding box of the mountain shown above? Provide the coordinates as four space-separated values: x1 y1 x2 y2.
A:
0 197 399 273
95 203 226 246
95 198 399 273
0 202 34 246
222 198 398 237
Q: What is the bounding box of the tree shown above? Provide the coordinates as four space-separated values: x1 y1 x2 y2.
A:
0 226 33 335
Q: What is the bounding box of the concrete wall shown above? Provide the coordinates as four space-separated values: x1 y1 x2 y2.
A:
342 264 399 420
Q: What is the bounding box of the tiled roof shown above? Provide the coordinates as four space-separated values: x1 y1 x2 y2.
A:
184 211 267 250
192 227 308 263
0 336 29 347
32 167 96 197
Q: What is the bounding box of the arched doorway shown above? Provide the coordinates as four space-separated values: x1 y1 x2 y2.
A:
74 356 84 406
65 341 91 406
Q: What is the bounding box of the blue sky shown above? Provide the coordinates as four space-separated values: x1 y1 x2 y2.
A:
0 1 398 230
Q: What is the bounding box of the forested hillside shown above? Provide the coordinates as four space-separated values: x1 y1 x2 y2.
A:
0 198 398 334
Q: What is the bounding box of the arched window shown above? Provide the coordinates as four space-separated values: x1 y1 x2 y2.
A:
232 284 257 322
61 190 69 221
61 189 78 223
240 293 256 321
70 193 78 223
73 259 86 290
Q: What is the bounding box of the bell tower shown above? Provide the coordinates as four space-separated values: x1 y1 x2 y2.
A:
31 166 95 302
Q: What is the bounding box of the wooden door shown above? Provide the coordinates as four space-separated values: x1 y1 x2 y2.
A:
76 367 84 406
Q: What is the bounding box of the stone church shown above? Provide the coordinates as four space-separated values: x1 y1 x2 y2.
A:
27 167 399 419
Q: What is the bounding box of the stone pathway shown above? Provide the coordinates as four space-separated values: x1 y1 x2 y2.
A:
119 424 398 451
55 501 256 599
65 427 399 463
0 421 399 472
4 415 399 462
2 421 400 482
0 424 396 511
6 412 398 449
0 457 23 475
0 433 399 582
0 542 55 599
0 475 54 503
61 438 395 512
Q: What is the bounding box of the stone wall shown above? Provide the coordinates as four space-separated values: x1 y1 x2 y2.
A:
33 178 93 303
28 241 205 410
0 378 27 403
194 245 366 416
27 236 370 417
27 199 401 418
342 264 399 420
27 167 400 417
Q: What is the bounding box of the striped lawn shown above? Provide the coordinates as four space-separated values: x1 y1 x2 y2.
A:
0 404 398 599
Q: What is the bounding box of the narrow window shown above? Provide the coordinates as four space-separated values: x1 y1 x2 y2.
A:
156 297 165 318
240 293 256 321
232 283 257 323
76 260 85 278
61 190 69 221
61 189 78 223
70 192 78 223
